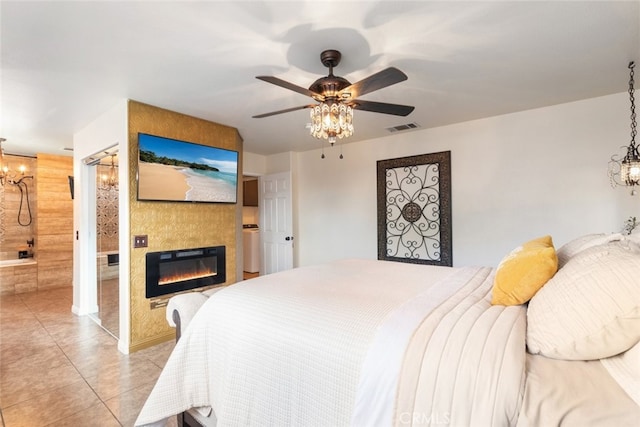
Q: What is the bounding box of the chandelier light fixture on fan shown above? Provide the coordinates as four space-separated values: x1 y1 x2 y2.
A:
609 61 640 194
253 49 414 158
309 102 354 144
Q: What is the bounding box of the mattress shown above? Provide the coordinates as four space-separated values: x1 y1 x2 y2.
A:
136 259 527 427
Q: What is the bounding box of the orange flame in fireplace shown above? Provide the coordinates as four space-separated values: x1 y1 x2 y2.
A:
159 267 216 286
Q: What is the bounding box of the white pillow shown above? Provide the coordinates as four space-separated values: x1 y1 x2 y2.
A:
527 240 640 360
555 233 623 268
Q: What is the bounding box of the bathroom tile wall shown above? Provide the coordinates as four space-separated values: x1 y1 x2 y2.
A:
36 153 73 291
0 154 74 295
0 155 37 260
0 263 38 295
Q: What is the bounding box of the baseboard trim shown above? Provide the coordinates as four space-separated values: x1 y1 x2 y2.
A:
129 332 175 353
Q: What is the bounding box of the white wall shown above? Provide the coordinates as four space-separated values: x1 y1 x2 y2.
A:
242 151 296 176
243 151 267 176
291 93 638 268
73 98 130 352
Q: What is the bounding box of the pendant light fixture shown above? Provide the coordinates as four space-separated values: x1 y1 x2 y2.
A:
0 138 30 186
609 61 640 194
99 154 118 190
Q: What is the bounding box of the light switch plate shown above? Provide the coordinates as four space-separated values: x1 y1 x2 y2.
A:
134 235 148 248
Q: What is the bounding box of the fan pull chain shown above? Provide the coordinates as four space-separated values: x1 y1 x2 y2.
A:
319 140 344 159
629 62 636 148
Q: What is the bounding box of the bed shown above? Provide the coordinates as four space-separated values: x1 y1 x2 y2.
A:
135 234 640 427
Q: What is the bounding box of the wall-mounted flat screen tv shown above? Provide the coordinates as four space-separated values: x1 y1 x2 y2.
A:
137 133 238 203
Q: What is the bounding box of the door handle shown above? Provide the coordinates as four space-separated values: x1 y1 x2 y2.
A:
285 236 294 241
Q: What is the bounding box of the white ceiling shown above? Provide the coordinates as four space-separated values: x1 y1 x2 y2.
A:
1 1 639 158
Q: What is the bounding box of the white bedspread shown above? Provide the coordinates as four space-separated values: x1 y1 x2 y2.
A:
136 259 526 427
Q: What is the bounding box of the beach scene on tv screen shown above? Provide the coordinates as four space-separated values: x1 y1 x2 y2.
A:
138 134 238 203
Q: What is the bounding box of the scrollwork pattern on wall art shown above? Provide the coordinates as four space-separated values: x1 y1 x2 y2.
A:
377 151 452 266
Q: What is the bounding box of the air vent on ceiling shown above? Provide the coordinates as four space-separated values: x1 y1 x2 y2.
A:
386 122 420 133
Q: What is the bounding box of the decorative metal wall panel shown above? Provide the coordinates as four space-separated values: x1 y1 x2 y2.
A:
377 151 452 266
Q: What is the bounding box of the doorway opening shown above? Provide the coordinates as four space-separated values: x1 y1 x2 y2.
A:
242 176 260 280
85 146 120 338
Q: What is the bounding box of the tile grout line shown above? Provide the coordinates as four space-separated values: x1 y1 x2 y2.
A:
0 293 73 422
15 291 123 427
42 309 125 426
35 293 166 426
23 292 105 424
2 289 171 427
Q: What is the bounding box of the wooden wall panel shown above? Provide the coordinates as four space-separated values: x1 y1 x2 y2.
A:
37 266 73 291
0 263 38 295
36 154 73 290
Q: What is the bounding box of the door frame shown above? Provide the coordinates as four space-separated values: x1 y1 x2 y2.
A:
259 171 294 274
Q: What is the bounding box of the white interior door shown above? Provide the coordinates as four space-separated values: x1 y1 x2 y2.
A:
259 171 293 274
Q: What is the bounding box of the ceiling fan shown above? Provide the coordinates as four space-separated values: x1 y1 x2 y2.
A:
252 49 415 121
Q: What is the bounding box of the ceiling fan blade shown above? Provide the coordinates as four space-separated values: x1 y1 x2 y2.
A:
351 100 415 116
339 67 408 99
252 104 315 118
256 76 322 99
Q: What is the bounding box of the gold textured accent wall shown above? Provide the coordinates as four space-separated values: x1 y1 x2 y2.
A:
128 100 242 352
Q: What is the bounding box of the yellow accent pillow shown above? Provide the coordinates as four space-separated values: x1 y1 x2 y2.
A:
491 235 558 306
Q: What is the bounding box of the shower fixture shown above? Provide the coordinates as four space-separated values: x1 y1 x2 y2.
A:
0 138 34 225
14 175 34 226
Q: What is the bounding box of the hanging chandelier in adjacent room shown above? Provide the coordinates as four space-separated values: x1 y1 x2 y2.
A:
0 138 34 225
99 154 118 190
0 137 7 186
0 138 29 186
609 61 640 194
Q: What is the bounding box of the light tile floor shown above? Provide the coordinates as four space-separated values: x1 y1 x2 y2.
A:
0 287 177 427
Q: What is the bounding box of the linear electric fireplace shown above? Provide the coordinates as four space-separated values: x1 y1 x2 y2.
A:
146 246 226 298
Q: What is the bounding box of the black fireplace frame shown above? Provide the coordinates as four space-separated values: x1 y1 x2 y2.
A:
145 245 226 298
